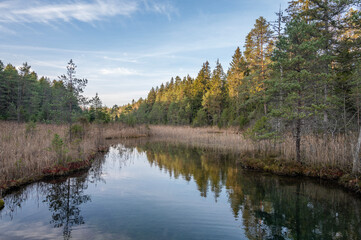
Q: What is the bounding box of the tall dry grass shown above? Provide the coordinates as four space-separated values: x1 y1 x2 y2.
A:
149 125 355 171
0 121 149 186
0 122 356 191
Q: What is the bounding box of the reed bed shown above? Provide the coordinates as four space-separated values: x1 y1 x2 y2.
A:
0 122 358 195
149 125 355 171
102 123 149 139
0 121 149 188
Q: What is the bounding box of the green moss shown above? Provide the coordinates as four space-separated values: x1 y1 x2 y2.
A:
0 199 4 209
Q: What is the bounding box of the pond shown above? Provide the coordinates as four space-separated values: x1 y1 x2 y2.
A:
1 140 360 240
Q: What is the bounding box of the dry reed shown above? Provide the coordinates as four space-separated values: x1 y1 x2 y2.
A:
149 125 355 171
0 122 357 194
0 121 149 188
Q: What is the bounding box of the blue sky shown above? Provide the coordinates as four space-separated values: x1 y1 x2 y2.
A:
0 0 289 106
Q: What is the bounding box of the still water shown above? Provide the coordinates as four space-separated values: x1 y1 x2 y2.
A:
0 140 360 240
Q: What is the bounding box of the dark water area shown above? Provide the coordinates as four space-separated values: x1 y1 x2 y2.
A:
0 140 360 240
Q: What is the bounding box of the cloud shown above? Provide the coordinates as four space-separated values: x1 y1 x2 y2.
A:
0 25 16 34
31 60 67 70
100 67 139 76
142 0 177 20
103 56 138 63
0 0 176 25
94 91 148 106
0 0 138 24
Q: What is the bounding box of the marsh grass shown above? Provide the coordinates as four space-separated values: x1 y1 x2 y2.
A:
149 125 355 171
0 121 149 188
0 122 357 194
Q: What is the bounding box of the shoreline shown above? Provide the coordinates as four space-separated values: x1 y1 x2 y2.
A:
0 146 108 196
122 135 361 196
0 122 150 207
2 141 359 197
1 124 360 208
238 156 361 196
147 125 361 195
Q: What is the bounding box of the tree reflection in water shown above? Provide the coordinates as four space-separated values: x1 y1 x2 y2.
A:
43 176 90 240
0 154 107 240
130 140 361 240
1 141 361 240
42 154 107 240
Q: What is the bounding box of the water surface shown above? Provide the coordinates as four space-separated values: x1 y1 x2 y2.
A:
1 141 360 240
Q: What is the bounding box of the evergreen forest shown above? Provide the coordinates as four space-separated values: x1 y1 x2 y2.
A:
117 1 361 161
0 0 360 164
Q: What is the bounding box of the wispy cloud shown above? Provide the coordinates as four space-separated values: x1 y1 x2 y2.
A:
0 0 176 25
142 0 177 20
100 67 139 76
0 0 138 24
0 25 16 34
103 56 138 63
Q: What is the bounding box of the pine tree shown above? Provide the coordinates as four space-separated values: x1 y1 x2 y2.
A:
90 93 103 122
202 60 226 125
288 0 357 130
244 17 274 115
227 47 249 124
3 64 19 120
351 64 361 173
147 87 156 106
59 60 88 141
228 47 248 98
191 61 212 118
0 61 7 119
270 16 323 162
37 77 52 121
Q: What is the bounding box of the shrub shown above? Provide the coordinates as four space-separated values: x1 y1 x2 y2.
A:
192 109 208 127
25 121 37 137
246 116 276 140
51 134 67 164
70 124 84 139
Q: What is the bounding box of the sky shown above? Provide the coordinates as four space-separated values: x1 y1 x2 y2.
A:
0 0 289 107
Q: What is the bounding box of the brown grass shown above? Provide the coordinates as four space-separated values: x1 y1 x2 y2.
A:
0 121 149 191
149 125 355 171
0 122 358 195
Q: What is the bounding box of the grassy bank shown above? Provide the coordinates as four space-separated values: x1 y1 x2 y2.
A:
1 123 359 199
149 125 360 194
0 121 149 195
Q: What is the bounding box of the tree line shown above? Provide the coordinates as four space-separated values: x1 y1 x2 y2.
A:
1 0 361 169
118 0 361 165
0 60 110 124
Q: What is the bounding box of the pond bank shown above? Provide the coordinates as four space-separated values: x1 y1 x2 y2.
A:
147 126 361 195
2 142 360 240
0 147 106 195
0 122 150 202
1 123 360 208
239 156 361 195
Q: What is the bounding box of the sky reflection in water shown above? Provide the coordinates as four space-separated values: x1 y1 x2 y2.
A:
0 141 360 240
